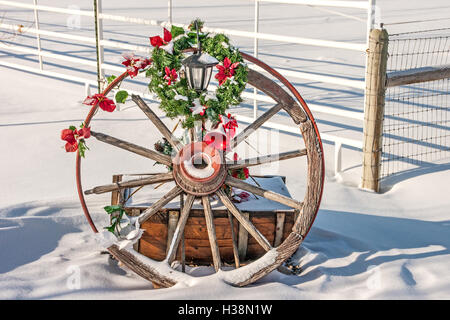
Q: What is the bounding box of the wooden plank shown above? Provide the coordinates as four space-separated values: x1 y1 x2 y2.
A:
216 189 272 252
227 149 307 170
386 64 450 88
131 94 183 151
85 172 173 195
246 244 267 259
248 233 275 245
140 224 167 239
141 215 279 240
166 211 179 255
139 239 241 264
274 213 285 247
246 216 276 245
141 237 236 255
180 246 237 264
202 196 222 271
238 212 249 261
225 175 303 210
137 239 166 261
90 131 172 166
179 238 236 247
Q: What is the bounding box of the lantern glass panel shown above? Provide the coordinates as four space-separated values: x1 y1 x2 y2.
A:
185 66 192 89
204 67 212 88
192 67 204 90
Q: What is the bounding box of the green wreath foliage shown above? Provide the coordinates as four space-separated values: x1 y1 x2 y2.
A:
145 20 248 128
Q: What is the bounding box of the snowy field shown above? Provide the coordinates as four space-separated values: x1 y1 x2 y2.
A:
0 0 449 299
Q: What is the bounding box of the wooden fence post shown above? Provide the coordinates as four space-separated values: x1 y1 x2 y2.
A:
361 28 389 192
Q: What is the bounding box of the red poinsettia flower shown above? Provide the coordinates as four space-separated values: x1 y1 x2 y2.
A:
243 167 249 179
76 126 91 139
83 93 116 112
164 66 178 85
231 166 249 179
150 28 173 54
240 191 250 199
60 125 91 154
61 128 78 152
215 57 239 86
230 152 250 180
221 113 238 140
121 53 151 78
233 191 250 203
204 114 238 151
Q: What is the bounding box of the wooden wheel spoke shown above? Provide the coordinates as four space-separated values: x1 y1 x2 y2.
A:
225 176 303 210
166 194 195 264
202 196 222 272
131 94 183 151
138 186 183 224
229 103 282 150
90 131 172 166
227 212 240 268
84 173 173 195
227 148 307 170
216 189 272 252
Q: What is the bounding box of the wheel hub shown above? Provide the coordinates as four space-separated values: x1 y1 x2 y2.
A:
173 141 227 195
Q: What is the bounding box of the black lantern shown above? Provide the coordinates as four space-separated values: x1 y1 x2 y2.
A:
182 22 218 92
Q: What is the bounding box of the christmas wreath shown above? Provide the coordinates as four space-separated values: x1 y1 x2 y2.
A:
146 20 248 128
61 19 248 154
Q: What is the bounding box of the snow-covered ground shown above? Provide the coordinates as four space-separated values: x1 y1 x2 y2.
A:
0 0 449 299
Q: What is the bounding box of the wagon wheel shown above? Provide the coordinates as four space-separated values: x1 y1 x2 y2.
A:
76 52 324 287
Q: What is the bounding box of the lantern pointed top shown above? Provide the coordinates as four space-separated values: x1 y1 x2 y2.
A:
182 52 218 68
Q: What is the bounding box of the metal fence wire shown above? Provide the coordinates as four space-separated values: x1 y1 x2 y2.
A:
381 28 450 180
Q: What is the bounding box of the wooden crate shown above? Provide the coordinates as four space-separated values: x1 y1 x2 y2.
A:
111 174 298 265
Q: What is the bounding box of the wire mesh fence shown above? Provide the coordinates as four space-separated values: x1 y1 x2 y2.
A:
381 28 450 180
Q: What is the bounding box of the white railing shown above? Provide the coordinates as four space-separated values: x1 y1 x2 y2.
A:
0 0 375 175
